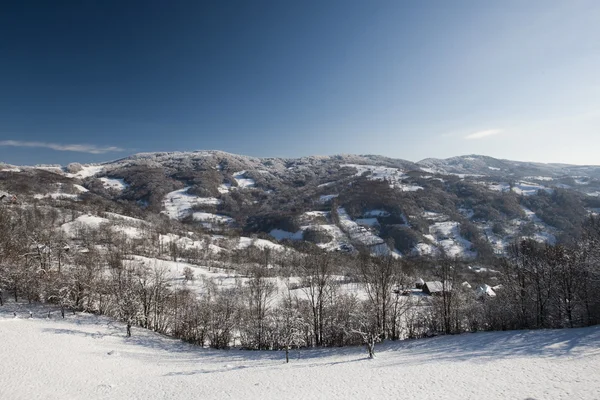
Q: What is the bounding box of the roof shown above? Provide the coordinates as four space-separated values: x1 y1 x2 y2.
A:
476 284 497 297
423 281 451 293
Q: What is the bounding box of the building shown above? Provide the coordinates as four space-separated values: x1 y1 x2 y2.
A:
422 281 452 295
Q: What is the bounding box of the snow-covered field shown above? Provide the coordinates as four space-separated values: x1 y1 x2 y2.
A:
342 164 423 191
162 187 222 220
427 221 476 258
1 302 599 400
100 177 128 191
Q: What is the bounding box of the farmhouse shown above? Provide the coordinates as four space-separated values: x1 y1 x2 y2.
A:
422 281 452 295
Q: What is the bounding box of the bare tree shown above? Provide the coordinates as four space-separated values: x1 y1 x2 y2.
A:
300 253 334 347
356 253 402 339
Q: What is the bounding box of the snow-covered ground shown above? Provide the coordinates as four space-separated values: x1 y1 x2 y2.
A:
428 221 476 258
477 180 551 196
66 164 104 179
100 177 128 191
61 214 146 240
337 208 385 249
341 164 423 191
1 302 599 400
192 212 234 228
512 181 551 196
162 187 222 220
233 171 255 188
520 207 557 245
270 228 303 240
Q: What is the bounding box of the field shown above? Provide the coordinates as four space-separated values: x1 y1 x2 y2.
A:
1 301 599 400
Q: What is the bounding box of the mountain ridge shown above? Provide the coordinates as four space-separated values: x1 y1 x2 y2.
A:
2 150 599 260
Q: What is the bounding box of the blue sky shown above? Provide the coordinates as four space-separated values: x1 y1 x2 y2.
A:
1 1 599 165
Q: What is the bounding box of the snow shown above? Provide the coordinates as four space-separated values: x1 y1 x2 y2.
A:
103 212 147 224
99 177 128 191
480 180 551 196
270 229 304 241
512 181 551 196
313 224 350 251
32 183 84 200
469 266 500 274
163 187 222 220
422 211 447 221
342 163 402 179
364 209 390 217
192 212 234 228
61 215 110 236
398 183 424 192
233 171 255 188
414 242 435 256
1 303 599 400
476 284 497 297
485 182 511 192
35 193 79 200
66 165 104 179
355 218 379 226
0 165 21 172
342 164 422 191
304 211 329 218
237 237 286 252
520 207 557 245
129 255 233 287
428 221 475 258
73 184 88 193
319 194 338 203
337 208 391 255
525 176 554 181
218 183 232 193
317 181 335 187
61 214 145 239
159 234 224 254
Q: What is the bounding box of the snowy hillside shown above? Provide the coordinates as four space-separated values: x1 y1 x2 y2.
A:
1 302 598 400
2 150 600 259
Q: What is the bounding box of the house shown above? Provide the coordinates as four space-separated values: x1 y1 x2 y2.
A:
422 281 452 295
476 284 497 298
414 278 425 289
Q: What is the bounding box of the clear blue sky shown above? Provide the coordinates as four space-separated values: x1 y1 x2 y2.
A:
1 0 599 165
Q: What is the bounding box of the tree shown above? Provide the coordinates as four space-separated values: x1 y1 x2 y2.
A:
351 301 381 359
240 265 276 349
432 255 459 334
276 292 305 362
300 253 334 346
356 253 403 339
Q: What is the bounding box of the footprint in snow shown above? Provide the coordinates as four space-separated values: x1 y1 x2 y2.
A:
96 383 114 392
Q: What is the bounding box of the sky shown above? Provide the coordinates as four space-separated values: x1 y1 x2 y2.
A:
1 0 599 166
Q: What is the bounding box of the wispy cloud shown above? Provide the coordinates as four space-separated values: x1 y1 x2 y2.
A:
464 129 503 140
0 140 124 154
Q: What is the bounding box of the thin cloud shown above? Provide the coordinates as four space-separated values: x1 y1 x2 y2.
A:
464 129 503 140
0 140 124 154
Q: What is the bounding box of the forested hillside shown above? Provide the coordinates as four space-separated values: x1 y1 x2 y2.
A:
1 151 599 351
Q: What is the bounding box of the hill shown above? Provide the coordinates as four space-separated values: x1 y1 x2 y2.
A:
2 151 599 259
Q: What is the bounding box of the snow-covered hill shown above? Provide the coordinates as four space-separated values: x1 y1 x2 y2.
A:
1 302 598 400
2 151 600 258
